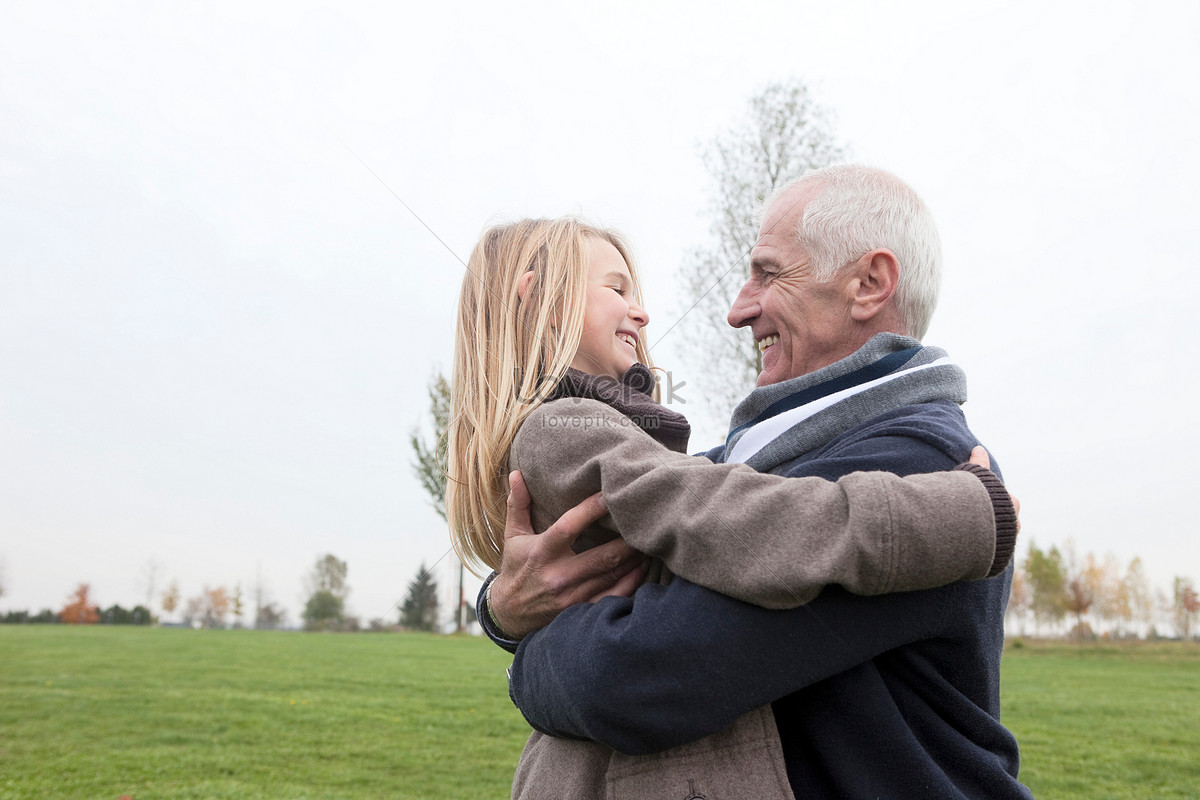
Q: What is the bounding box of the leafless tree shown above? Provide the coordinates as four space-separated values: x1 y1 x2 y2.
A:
140 557 163 614
669 80 846 422
1174 577 1199 640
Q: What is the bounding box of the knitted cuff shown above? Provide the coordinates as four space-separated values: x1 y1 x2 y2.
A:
954 462 1018 577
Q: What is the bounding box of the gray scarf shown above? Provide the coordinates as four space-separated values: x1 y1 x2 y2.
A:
723 333 968 473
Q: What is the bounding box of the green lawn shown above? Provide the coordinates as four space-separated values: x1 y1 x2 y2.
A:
1001 639 1200 800
1 628 1197 799
0 627 527 800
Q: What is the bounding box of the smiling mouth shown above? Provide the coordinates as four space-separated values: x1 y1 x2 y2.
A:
757 334 779 352
617 333 638 348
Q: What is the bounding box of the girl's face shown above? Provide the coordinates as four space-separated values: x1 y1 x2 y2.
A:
569 239 649 381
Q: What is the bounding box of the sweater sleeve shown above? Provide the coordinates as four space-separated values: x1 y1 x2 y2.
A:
955 462 1018 577
512 399 1002 609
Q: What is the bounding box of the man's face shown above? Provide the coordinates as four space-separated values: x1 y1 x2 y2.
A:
727 186 857 386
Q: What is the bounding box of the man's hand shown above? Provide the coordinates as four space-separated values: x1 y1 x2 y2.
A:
967 446 1020 528
488 470 649 639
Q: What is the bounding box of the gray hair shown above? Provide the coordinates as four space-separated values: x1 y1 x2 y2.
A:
762 165 942 339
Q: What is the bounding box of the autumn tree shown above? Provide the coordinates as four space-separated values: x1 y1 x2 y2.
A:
1173 577 1199 640
1124 558 1156 637
1095 554 1130 636
160 580 181 622
181 586 230 628
1061 544 1101 639
303 554 348 631
400 563 439 632
203 586 230 628
1025 542 1067 635
410 372 468 632
672 79 847 422
59 583 100 625
1005 562 1032 637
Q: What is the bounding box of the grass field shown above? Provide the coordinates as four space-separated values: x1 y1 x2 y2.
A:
0 627 527 800
1001 639 1200 799
2 628 1198 799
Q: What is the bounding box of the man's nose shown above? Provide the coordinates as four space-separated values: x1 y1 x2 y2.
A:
727 282 759 329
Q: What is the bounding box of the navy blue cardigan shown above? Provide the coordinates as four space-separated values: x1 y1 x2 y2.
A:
501 400 1032 799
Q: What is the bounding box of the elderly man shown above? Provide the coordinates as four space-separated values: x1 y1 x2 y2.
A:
483 165 1031 799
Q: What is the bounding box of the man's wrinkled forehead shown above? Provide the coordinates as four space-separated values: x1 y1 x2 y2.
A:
753 185 815 254
758 183 821 240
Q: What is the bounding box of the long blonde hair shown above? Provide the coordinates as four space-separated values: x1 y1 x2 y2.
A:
447 217 652 573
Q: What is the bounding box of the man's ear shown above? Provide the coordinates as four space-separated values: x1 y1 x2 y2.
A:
516 270 536 301
848 249 899 323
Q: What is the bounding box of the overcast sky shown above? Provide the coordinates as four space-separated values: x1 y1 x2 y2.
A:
2 0 1197 625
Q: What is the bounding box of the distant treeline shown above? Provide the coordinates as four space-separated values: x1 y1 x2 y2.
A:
1008 541 1198 641
2 604 153 625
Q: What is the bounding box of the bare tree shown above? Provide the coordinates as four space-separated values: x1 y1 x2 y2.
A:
1174 577 1199 640
253 565 266 627
231 583 245 628
252 568 287 630
671 79 846 422
140 557 163 615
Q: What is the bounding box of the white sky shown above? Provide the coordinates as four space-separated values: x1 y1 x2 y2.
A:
2 0 1197 624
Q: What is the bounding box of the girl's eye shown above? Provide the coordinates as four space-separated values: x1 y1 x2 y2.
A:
610 287 626 296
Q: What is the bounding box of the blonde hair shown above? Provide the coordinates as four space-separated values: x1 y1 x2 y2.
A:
447 217 653 574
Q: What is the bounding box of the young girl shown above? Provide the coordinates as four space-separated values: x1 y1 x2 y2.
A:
446 217 1015 800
